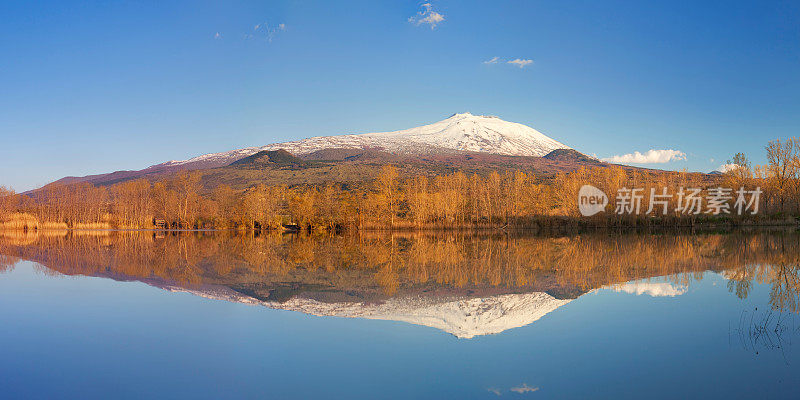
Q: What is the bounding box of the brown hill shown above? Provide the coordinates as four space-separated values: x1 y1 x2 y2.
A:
229 149 312 169
543 148 599 164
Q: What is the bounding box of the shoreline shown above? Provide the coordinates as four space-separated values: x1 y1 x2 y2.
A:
2 221 799 234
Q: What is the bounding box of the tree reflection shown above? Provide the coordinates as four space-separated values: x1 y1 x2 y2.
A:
1 229 799 311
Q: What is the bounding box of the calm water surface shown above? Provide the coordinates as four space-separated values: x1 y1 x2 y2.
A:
1 231 799 399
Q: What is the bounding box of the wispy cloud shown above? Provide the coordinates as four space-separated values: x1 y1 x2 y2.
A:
484 57 534 69
602 149 687 164
245 22 287 42
487 387 502 396
510 383 539 394
409 3 445 29
507 59 533 68
487 383 540 395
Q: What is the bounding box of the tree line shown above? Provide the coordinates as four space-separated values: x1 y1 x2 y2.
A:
1 138 800 231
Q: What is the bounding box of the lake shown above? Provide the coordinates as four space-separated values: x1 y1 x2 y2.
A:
1 230 799 399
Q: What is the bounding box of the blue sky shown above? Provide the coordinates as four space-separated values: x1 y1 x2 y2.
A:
1 0 798 191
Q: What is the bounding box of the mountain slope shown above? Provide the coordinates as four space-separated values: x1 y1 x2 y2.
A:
160 112 571 169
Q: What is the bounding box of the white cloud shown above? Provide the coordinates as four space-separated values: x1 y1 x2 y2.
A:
718 163 741 173
487 387 502 396
214 32 222 39
602 149 687 164
510 384 539 394
507 59 533 68
483 57 537 68
409 3 445 29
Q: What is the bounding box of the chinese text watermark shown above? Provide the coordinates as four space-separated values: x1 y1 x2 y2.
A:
578 185 761 217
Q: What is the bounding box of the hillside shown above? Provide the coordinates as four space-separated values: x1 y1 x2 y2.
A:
43 150 705 194
199 150 620 191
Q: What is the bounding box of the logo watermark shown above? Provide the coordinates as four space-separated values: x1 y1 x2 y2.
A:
578 185 761 216
578 185 609 216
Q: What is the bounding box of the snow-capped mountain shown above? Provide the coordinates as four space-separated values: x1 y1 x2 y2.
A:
160 112 571 169
162 284 571 339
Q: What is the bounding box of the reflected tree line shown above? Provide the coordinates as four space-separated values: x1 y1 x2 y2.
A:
1 230 799 310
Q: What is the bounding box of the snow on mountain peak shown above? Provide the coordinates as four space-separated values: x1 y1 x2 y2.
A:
448 111 497 119
162 113 571 168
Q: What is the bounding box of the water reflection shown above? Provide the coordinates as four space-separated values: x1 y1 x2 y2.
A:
1 229 799 337
609 280 687 297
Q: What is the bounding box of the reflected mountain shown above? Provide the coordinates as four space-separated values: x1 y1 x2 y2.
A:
161 282 570 338
1 229 799 337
